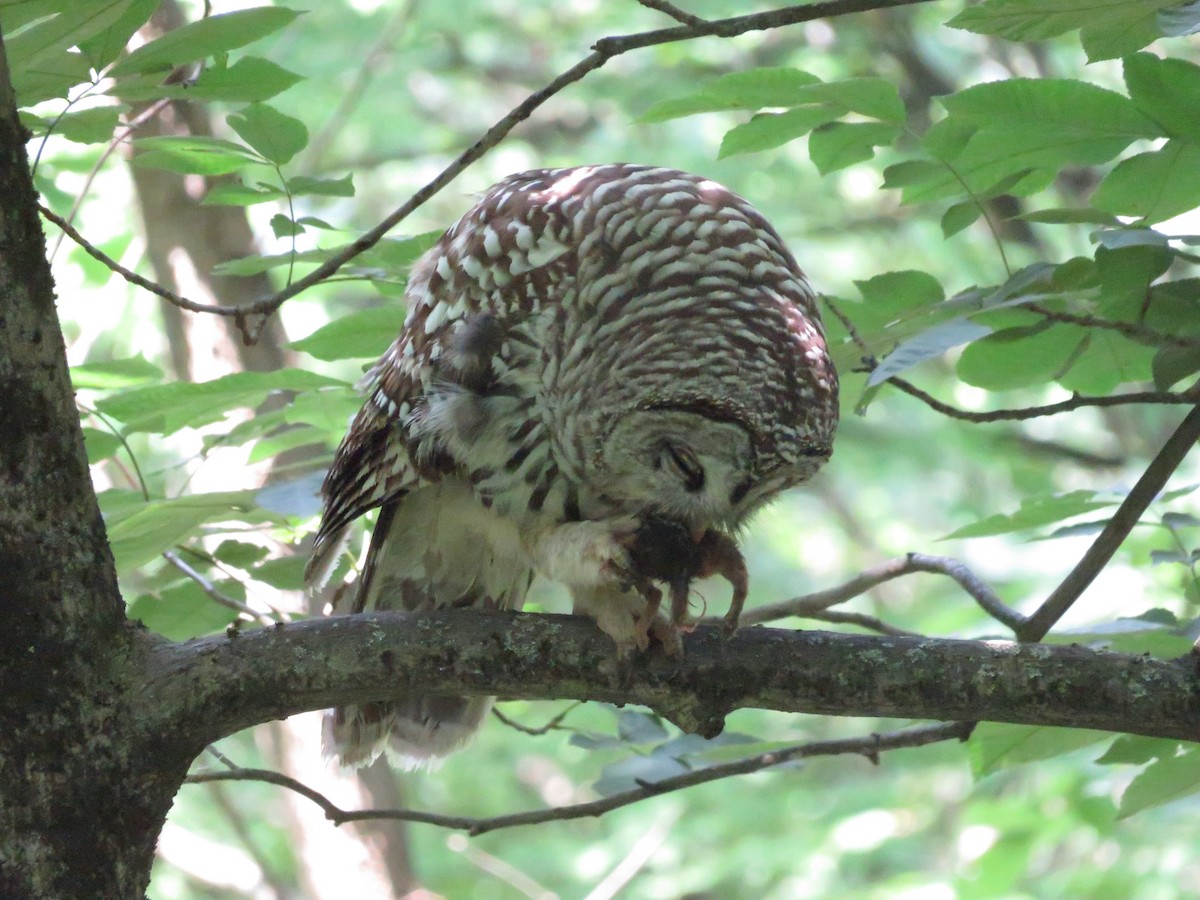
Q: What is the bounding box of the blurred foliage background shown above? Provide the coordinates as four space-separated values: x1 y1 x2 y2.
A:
13 0 1200 895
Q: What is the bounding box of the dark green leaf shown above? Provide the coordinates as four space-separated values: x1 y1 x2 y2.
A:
1057 331 1157 394
1092 142 1200 225
54 106 122 144
1119 747 1200 817
290 305 405 361
957 324 1082 391
717 107 840 158
12 50 93 104
270 214 303 238
107 491 262 573
132 135 264 175
77 0 159 70
1124 53 1200 143
109 7 302 77
808 121 898 175
1016 208 1121 225
80 426 122 464
286 174 355 197
793 77 905 124
941 201 982 237
213 540 270 568
127 581 241 641
5 0 133 72
95 369 345 435
970 723 1112 777
638 67 822 122
1097 736 1183 765
201 181 285 207
113 56 304 103
227 103 308 166
1152 345 1200 390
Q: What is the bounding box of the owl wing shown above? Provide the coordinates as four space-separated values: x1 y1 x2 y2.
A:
304 168 588 590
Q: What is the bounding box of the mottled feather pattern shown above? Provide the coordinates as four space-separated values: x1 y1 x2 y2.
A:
307 163 839 766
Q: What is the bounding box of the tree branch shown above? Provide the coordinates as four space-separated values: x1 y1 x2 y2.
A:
1020 405 1200 641
142 610 1200 767
888 376 1200 423
739 553 1024 632
43 0 937 327
185 722 970 835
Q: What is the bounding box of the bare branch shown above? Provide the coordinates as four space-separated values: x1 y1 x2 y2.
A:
740 552 1023 632
185 722 970 835
635 0 707 27
492 702 583 735
45 0 937 324
1020 405 1200 641
888 376 1200 423
162 550 276 626
1028 303 1200 350
802 609 922 637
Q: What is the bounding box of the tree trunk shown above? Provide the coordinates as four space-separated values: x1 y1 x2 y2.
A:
0 32 195 897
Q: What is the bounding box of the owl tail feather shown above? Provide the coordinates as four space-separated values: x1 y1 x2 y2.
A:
323 696 493 770
318 480 531 769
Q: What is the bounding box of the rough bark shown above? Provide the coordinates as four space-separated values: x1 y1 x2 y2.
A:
146 611 1200 749
0 31 185 898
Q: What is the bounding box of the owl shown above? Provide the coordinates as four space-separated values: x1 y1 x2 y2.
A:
305 163 838 768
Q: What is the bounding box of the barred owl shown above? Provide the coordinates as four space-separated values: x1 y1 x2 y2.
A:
306 163 838 768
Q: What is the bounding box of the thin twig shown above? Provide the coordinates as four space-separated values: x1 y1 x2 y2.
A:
492 702 583 735
1028 303 1200 350
739 552 1023 632
803 609 922 637
185 722 970 835
44 0 935 326
635 0 707 27
1020 405 1200 641
162 550 276 626
888 376 1200 423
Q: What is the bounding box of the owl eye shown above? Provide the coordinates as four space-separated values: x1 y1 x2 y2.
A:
659 442 706 493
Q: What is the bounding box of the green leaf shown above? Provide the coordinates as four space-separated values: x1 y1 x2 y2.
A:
109 7 302 77
5 0 133 72
227 103 308 165
1096 736 1183 765
214 232 441 277
1093 141 1200 225
112 56 304 103
1081 16 1162 61
80 426 122 464
868 319 991 386
944 490 1119 540
107 491 263 573
290 305 405 361
132 135 264 175
948 0 1176 51
941 201 982 237
1057 331 1157 395
76 0 159 70
970 723 1112 777
201 181 285 207
95 369 345 435
53 106 122 144
1119 747 1200 817
1124 53 1200 143
213 539 270 568
286 174 355 197
1152 345 1200 389
127 581 240 640
1056 615 1193 657
808 121 898 175
1016 207 1122 225
71 355 163 389
957 324 1082 391
717 107 840 158
792 77 905 124
269 214 303 238
638 67 822 122
11 50 93 105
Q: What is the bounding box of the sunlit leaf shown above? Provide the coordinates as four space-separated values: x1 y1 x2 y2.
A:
227 103 308 166
109 7 302 77
970 723 1112 777
1119 747 1200 817
944 490 1119 539
1092 142 1200 225
290 305 405 361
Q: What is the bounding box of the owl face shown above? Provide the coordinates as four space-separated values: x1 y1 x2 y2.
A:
592 409 774 533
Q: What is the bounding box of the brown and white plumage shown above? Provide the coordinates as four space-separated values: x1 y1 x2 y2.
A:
307 164 838 767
